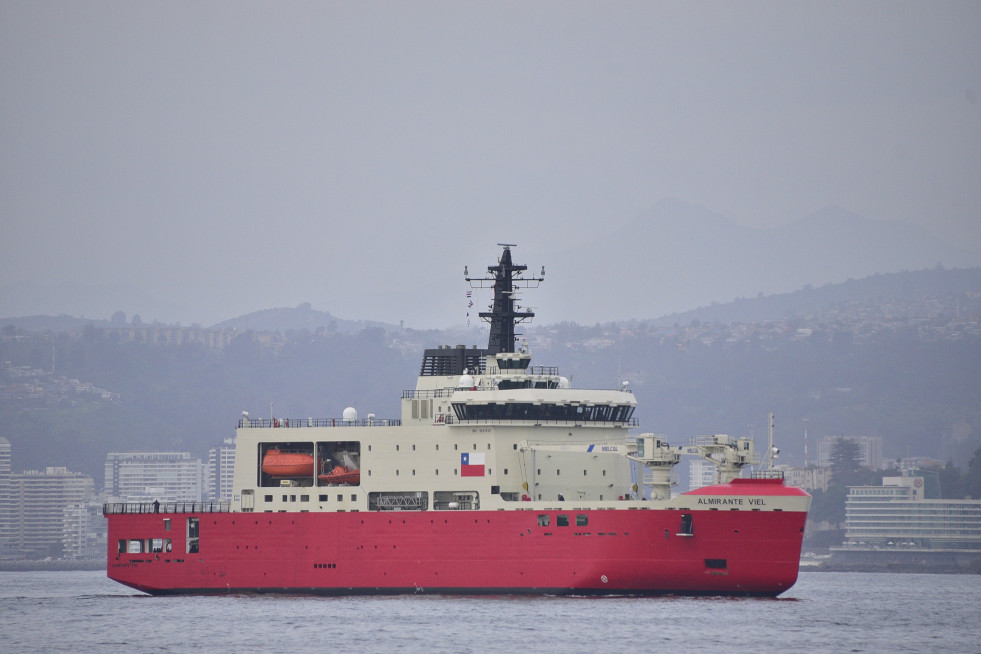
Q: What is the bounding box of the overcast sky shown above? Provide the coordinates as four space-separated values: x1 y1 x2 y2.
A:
2 2 979 328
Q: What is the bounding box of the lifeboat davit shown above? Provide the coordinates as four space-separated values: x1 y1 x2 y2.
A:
261 448 314 477
318 465 360 485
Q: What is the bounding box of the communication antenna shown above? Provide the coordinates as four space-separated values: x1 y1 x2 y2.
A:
766 412 780 470
464 244 544 354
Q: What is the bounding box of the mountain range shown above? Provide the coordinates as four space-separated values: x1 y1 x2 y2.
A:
3 200 980 328
538 200 981 325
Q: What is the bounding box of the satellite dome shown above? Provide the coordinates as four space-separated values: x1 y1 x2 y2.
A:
459 373 475 388
558 377 571 389
342 407 358 422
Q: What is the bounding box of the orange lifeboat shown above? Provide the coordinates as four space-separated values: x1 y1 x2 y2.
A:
318 465 360 485
261 448 314 477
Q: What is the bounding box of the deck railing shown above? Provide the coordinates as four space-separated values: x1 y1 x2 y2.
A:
238 418 402 429
103 501 231 515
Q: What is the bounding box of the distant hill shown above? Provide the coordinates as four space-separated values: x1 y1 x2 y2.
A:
653 266 981 326
0 314 110 333
539 200 981 323
5 267 980 335
211 303 400 335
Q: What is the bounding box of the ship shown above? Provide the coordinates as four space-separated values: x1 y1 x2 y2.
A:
104 244 811 596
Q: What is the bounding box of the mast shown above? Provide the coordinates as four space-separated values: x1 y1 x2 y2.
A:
465 244 544 354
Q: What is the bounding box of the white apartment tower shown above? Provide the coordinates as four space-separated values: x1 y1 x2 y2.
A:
0 437 12 555
688 459 719 491
206 438 236 502
4 467 95 559
104 452 203 503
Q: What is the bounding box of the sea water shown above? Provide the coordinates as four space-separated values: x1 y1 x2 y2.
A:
0 570 978 654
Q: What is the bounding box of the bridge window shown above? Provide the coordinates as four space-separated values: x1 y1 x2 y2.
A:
451 402 635 422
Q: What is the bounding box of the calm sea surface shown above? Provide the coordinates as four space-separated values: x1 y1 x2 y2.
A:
0 570 979 654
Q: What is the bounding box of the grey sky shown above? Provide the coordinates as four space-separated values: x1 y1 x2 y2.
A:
2 2 979 328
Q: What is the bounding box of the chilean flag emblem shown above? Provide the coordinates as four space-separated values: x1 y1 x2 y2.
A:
461 452 485 477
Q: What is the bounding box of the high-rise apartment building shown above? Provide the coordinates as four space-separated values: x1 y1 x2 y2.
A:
206 438 236 502
104 452 203 502
0 437 12 555
688 459 718 491
4 467 95 559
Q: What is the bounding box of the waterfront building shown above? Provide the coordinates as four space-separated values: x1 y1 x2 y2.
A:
0 437 12 555
778 465 831 493
63 499 106 560
832 476 981 568
687 459 719 491
104 452 203 503
205 437 236 502
3 467 95 559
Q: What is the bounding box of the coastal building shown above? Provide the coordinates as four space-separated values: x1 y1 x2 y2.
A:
817 435 883 470
104 452 203 503
832 476 981 568
778 465 831 493
205 438 236 502
688 459 718 491
0 437 12 556
3 467 96 560
63 499 106 560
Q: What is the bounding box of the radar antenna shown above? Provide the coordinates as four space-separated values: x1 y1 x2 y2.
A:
465 244 544 354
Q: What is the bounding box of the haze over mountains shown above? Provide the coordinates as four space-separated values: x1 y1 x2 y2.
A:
539 200 981 326
3 202 980 328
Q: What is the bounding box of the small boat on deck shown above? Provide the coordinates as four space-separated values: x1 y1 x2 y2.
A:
261 448 314 477
318 465 360 485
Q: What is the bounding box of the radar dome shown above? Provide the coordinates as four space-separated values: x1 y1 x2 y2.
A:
558 377 571 389
342 407 358 422
459 373 475 388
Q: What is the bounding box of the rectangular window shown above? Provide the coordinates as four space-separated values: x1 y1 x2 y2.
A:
319 494 329 502
186 517 200 554
265 495 273 502
163 519 171 531
576 515 588 527
538 515 550 526
300 495 309 502
705 559 727 569
337 494 343 502
557 515 569 527
351 494 357 501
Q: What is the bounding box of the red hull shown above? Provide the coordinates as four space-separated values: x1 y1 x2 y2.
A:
106 503 807 596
